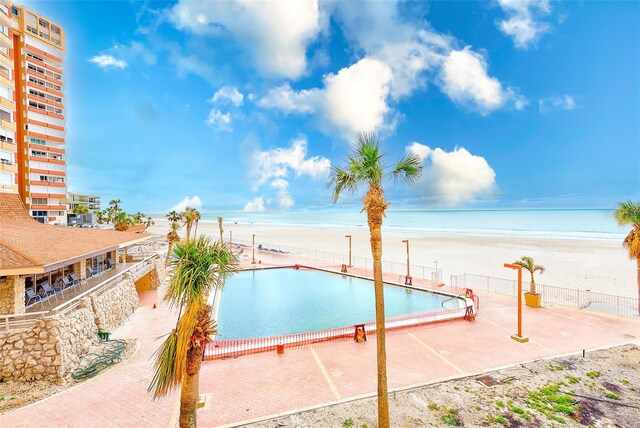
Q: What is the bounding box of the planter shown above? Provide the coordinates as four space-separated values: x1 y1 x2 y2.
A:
524 292 542 308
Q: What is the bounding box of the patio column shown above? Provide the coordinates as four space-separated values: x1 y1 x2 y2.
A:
110 250 118 267
72 259 87 280
0 275 26 315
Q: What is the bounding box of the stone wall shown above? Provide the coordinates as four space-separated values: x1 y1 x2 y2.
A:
0 298 97 382
0 276 26 315
0 254 166 383
90 273 139 332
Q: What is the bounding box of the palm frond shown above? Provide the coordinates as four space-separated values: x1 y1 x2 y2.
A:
391 153 423 183
327 165 361 203
614 201 640 226
148 330 179 399
623 228 640 259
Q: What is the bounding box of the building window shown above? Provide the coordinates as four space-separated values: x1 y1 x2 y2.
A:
0 172 13 185
32 197 47 205
0 108 10 122
11 7 19 16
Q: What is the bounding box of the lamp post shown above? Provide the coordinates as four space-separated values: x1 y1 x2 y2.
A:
434 260 439 283
402 239 412 285
345 235 352 267
504 263 528 343
252 234 256 264
229 230 232 248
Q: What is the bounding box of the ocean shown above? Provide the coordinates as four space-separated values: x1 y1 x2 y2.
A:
190 209 628 241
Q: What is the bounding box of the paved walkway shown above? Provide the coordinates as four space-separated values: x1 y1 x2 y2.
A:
1 253 639 428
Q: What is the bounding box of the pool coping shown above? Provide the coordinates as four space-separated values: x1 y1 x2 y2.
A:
206 265 475 360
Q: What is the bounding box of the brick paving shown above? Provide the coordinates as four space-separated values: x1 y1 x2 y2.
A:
1 252 638 428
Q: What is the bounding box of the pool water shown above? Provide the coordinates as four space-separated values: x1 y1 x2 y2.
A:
214 268 459 340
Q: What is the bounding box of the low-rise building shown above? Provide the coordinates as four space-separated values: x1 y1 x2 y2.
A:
67 192 101 212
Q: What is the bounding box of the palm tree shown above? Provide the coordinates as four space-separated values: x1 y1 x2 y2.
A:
149 237 238 428
192 209 202 239
166 221 180 262
217 216 224 243
182 207 197 241
327 132 422 428
108 198 121 213
95 210 106 224
133 212 145 224
614 201 640 315
72 205 89 214
513 256 545 294
167 210 181 223
113 211 132 231
145 216 155 229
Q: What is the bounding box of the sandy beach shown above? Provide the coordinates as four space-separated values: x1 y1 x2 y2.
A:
148 219 637 298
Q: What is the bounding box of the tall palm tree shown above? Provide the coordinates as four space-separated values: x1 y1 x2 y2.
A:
166 221 180 262
513 256 545 294
167 210 181 222
217 216 224 243
327 131 422 428
192 209 202 239
145 216 155 228
149 237 238 428
133 212 145 223
107 199 122 224
182 207 197 241
614 201 640 315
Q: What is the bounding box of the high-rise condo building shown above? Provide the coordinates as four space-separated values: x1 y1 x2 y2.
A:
0 1 66 224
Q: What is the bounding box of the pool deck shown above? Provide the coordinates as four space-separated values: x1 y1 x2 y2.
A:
1 252 639 427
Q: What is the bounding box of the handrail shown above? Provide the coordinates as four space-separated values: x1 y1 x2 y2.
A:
53 253 157 315
0 310 49 332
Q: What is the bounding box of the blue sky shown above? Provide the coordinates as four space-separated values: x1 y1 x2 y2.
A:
31 0 639 213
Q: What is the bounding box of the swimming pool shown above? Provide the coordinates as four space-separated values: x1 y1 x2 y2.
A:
213 267 463 340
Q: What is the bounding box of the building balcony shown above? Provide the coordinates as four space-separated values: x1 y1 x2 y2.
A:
0 183 17 192
0 140 16 151
31 204 67 211
0 30 10 48
0 118 16 131
0 95 15 111
0 161 17 172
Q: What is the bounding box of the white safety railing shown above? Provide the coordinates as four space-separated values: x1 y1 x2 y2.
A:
450 273 638 318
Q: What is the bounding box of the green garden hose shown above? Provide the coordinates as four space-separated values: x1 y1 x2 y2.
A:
71 339 127 380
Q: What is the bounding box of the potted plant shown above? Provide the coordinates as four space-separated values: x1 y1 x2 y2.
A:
513 256 545 307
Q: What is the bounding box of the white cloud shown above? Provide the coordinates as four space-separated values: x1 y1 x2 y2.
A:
211 86 244 107
407 142 496 205
258 1 525 138
170 195 203 212
538 95 576 113
252 137 330 189
244 197 265 212
277 191 295 209
89 55 127 70
170 0 323 78
247 137 330 209
439 47 527 114
205 109 232 131
406 142 432 161
259 58 394 138
497 0 552 49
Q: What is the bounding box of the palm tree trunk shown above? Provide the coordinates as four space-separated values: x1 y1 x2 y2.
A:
364 185 390 428
370 223 390 428
636 258 640 316
186 223 192 241
166 242 173 265
530 272 536 295
179 346 202 428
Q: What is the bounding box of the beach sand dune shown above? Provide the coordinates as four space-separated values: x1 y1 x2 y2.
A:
148 219 636 298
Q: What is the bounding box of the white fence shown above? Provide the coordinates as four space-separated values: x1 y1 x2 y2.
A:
232 239 442 283
451 273 638 318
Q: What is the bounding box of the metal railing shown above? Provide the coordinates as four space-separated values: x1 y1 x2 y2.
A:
451 273 639 318
232 239 443 284
204 306 468 360
54 253 158 316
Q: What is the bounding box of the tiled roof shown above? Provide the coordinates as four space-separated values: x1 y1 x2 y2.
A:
0 193 150 274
